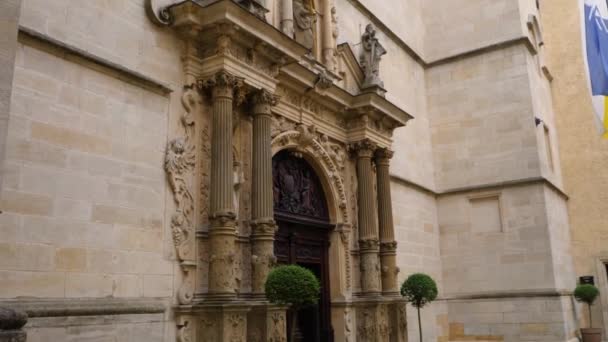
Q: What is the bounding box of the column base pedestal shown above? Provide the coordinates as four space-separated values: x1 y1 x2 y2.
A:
175 301 288 342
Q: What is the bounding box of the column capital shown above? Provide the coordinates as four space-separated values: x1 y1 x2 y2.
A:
199 70 246 101
251 219 278 236
374 148 394 165
349 139 377 158
251 89 279 116
380 241 398 253
359 238 380 252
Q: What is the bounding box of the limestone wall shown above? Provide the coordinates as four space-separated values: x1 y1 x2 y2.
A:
0 0 185 339
392 180 447 341
439 184 555 295
541 0 608 333
442 296 576 341
357 0 425 56
422 0 522 62
427 44 540 191
334 0 435 189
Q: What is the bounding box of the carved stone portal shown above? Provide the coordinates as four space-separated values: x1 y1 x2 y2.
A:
153 2 412 341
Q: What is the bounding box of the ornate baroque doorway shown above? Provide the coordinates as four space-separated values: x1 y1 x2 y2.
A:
272 150 334 342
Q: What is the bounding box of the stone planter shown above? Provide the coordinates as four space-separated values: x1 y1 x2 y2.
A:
581 328 602 342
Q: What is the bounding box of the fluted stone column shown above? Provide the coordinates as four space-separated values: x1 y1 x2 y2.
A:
353 140 381 295
251 89 278 296
205 71 243 299
375 148 399 295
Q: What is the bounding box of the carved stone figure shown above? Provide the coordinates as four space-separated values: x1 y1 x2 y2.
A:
329 6 339 71
331 7 339 41
271 115 296 138
165 86 201 306
165 87 197 260
360 24 387 88
293 0 316 50
272 150 329 219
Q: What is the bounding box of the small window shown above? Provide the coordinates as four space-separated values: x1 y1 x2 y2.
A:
469 195 503 233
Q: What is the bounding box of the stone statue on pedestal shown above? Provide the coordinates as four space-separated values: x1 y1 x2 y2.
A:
293 0 316 50
360 24 386 89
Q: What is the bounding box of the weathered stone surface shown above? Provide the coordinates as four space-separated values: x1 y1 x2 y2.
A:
0 0 584 342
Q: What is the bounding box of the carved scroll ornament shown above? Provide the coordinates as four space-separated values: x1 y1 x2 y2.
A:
165 85 200 304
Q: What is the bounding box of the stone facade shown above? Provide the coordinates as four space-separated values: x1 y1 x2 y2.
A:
541 0 608 338
0 0 589 342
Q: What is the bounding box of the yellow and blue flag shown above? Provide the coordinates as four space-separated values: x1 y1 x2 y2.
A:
582 0 608 138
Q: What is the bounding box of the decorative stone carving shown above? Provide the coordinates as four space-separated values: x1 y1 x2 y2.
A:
176 316 193 342
199 315 219 342
199 124 211 227
357 307 377 342
271 126 349 222
325 6 339 72
378 305 390 340
293 0 316 50
360 24 386 89
272 149 329 219
338 224 352 290
165 85 200 305
268 311 287 342
199 70 247 108
227 313 246 342
320 134 346 173
344 308 353 342
235 0 269 21
314 70 334 90
271 115 296 138
331 7 339 43
398 304 407 338
145 0 173 26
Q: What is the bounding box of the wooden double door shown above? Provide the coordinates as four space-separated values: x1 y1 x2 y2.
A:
274 217 333 342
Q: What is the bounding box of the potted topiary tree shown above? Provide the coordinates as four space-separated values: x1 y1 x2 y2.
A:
265 265 320 342
401 273 438 342
574 284 601 342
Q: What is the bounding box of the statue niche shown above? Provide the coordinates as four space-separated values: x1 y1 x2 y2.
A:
272 150 329 221
293 0 316 51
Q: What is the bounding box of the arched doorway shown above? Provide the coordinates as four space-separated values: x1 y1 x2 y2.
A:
272 150 333 342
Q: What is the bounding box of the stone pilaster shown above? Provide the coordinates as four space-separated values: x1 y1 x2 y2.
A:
375 148 399 295
353 140 381 295
204 70 244 300
250 89 278 296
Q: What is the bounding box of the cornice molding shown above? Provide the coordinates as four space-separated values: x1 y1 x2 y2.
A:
1 298 167 318
390 174 569 200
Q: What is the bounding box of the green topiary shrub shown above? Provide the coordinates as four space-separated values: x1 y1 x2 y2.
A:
401 273 438 342
574 284 600 327
265 265 320 341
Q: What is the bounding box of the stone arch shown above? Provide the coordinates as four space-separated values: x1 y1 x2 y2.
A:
271 129 349 225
